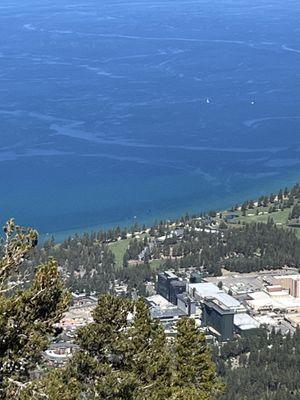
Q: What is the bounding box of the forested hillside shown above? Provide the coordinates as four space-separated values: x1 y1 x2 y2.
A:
158 219 300 274
27 234 155 295
216 328 300 400
25 218 300 296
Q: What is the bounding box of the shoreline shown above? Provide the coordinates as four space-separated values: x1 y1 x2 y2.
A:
40 175 300 243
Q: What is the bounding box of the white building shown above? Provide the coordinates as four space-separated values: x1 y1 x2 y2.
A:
188 282 246 314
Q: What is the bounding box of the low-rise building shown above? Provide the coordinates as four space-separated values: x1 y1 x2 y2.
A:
274 275 300 298
146 294 186 322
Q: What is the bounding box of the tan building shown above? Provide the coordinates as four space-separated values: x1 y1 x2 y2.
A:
274 275 300 298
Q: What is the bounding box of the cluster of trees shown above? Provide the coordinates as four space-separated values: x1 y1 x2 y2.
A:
24 296 223 400
28 215 300 297
0 220 223 399
158 219 300 274
222 219 300 272
28 235 157 296
28 234 116 294
117 262 155 296
123 237 149 266
215 328 300 400
79 224 142 244
0 219 70 399
232 183 300 215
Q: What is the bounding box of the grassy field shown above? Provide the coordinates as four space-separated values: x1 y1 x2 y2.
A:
234 207 290 224
109 238 131 268
109 234 149 268
224 205 300 238
149 259 164 269
109 236 164 270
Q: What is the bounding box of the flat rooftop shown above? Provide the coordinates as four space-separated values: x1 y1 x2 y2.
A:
151 307 186 319
234 313 260 330
204 270 300 295
204 299 234 315
189 282 244 311
170 280 186 287
146 294 173 308
162 271 178 279
214 292 243 309
247 291 300 311
189 282 221 297
274 274 300 281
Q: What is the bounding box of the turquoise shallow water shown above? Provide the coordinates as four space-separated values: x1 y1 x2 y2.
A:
0 0 300 237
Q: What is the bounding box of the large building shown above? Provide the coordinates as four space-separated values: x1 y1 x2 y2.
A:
157 271 177 300
247 289 300 314
146 294 186 336
274 275 300 298
188 282 246 314
157 271 186 305
188 282 247 340
202 298 234 341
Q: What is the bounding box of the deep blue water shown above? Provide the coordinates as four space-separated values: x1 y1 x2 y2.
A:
1 0 300 238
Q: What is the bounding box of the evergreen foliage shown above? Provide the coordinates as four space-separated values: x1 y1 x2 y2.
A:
0 219 70 399
160 219 300 274
20 295 223 400
28 234 154 296
0 221 222 400
174 318 224 400
27 216 300 298
215 328 300 400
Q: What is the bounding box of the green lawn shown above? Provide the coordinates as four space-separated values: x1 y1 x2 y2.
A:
109 234 147 268
224 205 300 238
109 238 131 268
236 207 291 225
149 259 164 269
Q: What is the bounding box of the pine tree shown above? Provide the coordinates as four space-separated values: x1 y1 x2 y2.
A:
129 298 172 400
76 294 132 362
0 219 70 399
172 317 224 400
23 296 223 400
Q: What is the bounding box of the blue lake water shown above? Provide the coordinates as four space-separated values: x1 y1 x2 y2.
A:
1 0 300 238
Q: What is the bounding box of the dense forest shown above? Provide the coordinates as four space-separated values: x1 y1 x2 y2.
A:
27 218 300 295
26 234 155 295
158 219 300 274
215 328 300 400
